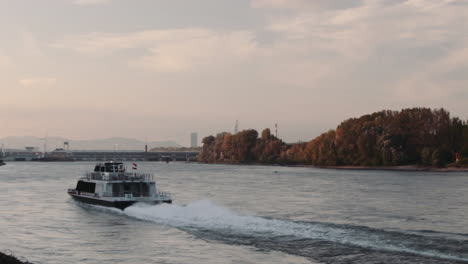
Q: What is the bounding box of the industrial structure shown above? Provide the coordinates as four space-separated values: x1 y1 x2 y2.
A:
1 148 199 162
190 132 198 148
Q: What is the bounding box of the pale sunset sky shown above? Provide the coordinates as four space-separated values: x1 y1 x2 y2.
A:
1 0 467 146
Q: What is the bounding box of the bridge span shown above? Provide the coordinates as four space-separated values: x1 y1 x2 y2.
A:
2 151 199 162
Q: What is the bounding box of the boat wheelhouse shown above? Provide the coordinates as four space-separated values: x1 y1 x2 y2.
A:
67 161 172 210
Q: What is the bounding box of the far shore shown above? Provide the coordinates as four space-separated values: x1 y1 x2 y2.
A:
312 165 468 172
199 161 468 172
2 160 468 172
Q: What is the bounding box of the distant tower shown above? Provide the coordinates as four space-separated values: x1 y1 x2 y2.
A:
275 123 278 138
64 141 70 152
145 137 148 153
43 134 48 154
190 132 198 148
234 120 239 134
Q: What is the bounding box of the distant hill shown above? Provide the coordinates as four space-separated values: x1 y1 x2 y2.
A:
0 136 181 151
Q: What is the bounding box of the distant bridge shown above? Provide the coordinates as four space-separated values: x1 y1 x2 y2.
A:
1 151 199 162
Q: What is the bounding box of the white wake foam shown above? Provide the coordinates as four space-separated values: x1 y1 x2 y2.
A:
124 200 285 236
120 200 466 262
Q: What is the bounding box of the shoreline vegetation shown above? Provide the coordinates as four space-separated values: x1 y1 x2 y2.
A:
201 162 468 172
313 165 468 172
0 252 32 264
199 108 468 170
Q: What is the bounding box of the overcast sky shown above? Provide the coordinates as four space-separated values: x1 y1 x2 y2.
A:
1 0 467 146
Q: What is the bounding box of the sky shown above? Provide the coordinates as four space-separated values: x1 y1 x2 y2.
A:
0 0 467 146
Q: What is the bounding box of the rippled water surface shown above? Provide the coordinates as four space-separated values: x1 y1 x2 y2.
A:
1 162 468 264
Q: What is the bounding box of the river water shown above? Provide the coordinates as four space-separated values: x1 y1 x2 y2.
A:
1 162 468 264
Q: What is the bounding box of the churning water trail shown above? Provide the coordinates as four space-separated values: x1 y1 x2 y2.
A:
104 200 468 264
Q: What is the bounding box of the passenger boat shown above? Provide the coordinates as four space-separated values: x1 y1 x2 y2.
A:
67 161 172 210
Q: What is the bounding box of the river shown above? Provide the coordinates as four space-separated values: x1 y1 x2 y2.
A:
1 162 468 264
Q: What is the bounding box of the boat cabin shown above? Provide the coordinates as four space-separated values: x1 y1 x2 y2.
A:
94 162 125 173
74 162 158 199
75 180 156 198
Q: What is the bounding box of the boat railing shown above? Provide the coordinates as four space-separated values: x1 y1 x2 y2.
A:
102 191 152 197
101 191 171 198
85 172 154 181
158 191 172 198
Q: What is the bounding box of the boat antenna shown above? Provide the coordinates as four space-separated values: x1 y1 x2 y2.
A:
113 144 118 161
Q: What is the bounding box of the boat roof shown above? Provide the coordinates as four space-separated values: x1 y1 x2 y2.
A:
84 171 154 182
98 161 124 165
89 161 153 182
94 162 125 172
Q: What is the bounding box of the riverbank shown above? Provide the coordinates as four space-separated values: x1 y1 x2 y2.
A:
0 252 32 264
314 165 468 172
200 162 468 172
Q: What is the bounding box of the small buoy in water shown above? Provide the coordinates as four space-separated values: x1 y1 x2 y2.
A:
273 171 278 173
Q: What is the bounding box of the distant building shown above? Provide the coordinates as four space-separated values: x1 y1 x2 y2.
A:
190 132 198 148
25 146 39 152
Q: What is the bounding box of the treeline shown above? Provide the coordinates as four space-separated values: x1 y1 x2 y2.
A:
198 128 287 163
199 108 468 167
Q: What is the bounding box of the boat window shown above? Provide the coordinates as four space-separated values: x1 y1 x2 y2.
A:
142 183 149 194
105 164 116 172
94 165 100 172
103 162 123 173
76 181 96 193
112 183 121 196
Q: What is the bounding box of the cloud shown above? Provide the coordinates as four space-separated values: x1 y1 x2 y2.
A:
0 54 11 68
53 0 468 106
72 0 111 5
442 40 468 68
18 78 57 87
253 0 468 101
54 29 258 73
132 31 257 73
250 0 363 10
2 0 467 142
250 0 315 9
394 36 468 101
20 30 44 57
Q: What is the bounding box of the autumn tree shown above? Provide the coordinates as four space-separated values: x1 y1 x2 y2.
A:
199 108 466 167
